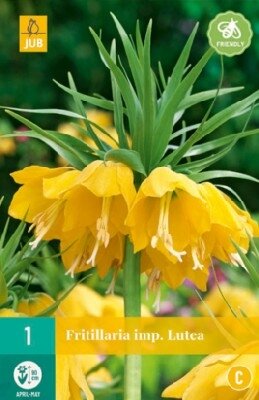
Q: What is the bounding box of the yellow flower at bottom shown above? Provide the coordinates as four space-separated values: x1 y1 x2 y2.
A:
162 341 259 400
17 293 110 400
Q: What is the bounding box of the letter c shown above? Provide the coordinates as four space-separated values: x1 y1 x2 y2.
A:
235 371 243 385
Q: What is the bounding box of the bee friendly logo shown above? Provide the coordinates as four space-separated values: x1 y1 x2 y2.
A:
19 16 48 52
207 11 253 56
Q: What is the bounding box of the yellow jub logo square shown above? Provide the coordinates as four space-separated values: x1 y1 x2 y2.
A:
19 16 48 53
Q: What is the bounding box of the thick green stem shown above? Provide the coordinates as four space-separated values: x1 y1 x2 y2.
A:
123 238 141 400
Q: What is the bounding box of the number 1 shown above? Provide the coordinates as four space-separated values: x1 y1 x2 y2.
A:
25 326 31 346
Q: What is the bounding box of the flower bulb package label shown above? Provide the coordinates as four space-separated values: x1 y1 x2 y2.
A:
56 316 259 355
0 318 55 399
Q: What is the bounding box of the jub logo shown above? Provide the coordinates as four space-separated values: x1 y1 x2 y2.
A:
19 16 48 53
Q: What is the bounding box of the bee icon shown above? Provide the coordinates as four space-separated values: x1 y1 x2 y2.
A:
27 18 39 36
217 18 241 39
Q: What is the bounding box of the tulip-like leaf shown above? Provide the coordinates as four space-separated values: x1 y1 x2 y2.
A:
0 220 26 267
67 72 108 151
185 129 259 157
54 79 116 111
152 48 214 166
104 149 146 175
190 170 259 183
176 141 235 174
110 40 129 149
162 90 259 167
162 23 199 102
89 27 142 143
5 110 97 169
2 106 86 120
176 86 243 116
233 243 259 287
111 13 143 100
143 20 157 168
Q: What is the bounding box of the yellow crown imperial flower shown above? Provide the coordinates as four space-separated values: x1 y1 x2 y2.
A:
126 166 210 266
199 182 259 265
162 341 259 400
9 160 136 278
57 160 136 276
8 165 81 249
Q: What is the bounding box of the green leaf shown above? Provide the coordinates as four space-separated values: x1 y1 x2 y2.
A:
185 129 259 157
0 220 26 265
152 48 214 166
110 40 129 149
67 73 106 151
135 20 144 63
197 91 259 139
53 79 116 111
143 20 157 169
233 244 259 287
111 13 143 100
163 23 199 100
104 149 146 175
175 140 235 173
5 110 96 169
158 61 166 90
170 123 200 141
67 72 86 117
89 27 142 150
190 170 259 183
2 106 85 120
176 86 243 115
162 90 259 167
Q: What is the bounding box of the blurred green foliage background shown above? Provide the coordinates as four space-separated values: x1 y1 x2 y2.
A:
0 1 259 399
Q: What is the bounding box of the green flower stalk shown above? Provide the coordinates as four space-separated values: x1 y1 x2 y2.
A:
3 15 259 400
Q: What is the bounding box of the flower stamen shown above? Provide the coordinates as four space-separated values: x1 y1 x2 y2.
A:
29 200 64 249
151 193 186 262
229 249 246 269
191 246 204 270
65 255 82 278
105 265 120 295
87 197 112 266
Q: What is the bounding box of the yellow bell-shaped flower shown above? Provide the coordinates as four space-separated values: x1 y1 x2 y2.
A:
58 160 136 276
162 341 259 400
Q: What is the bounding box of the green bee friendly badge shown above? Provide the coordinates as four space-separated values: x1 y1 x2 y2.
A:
207 11 253 57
